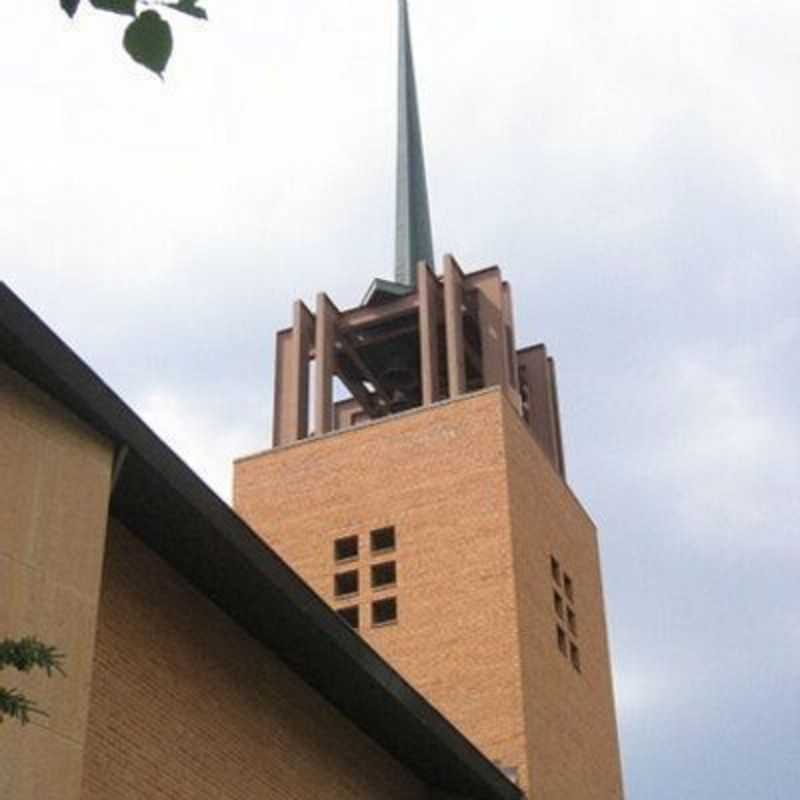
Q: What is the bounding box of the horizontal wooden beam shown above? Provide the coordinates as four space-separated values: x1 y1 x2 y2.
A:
336 335 392 408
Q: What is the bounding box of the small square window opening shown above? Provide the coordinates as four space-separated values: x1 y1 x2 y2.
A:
553 591 564 619
372 597 398 626
551 556 561 585
334 570 359 597
372 561 397 589
570 642 581 672
371 526 396 553
567 607 577 636
338 606 359 629
556 625 567 656
334 535 358 562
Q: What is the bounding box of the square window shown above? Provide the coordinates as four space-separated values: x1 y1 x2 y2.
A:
553 591 564 619
371 561 397 589
338 606 359 629
551 556 561 585
570 642 581 672
564 573 574 602
334 570 359 597
372 597 397 626
567 607 577 636
334 535 358 562
556 625 567 656
371 526 396 553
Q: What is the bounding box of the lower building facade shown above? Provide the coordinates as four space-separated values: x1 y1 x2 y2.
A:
0 285 521 800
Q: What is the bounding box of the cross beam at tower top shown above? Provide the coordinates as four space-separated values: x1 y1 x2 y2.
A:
395 0 434 288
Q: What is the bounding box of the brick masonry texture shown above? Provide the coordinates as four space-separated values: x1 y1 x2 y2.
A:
0 364 113 800
234 388 624 799
501 398 625 799
80 519 429 800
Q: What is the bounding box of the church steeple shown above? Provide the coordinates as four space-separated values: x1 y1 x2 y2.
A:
395 0 434 288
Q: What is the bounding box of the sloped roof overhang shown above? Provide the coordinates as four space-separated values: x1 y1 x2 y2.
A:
0 283 522 800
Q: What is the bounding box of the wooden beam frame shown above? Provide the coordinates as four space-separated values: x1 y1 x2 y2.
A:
443 254 466 397
468 268 506 389
314 293 338 435
351 321 419 348
502 281 519 390
342 292 418 327
336 334 392 408
417 261 441 405
336 366 379 419
272 301 314 446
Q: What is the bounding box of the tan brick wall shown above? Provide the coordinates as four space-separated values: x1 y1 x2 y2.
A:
80 519 428 800
501 399 624 800
234 388 624 798
0 363 113 800
234 390 530 788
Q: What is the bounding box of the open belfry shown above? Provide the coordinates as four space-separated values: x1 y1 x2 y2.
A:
234 2 624 798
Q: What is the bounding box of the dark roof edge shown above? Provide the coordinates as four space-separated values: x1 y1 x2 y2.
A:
0 283 522 800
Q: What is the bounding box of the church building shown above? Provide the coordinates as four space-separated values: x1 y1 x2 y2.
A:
0 3 623 799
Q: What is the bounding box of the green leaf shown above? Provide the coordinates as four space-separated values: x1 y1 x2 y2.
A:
123 11 173 77
0 687 45 725
0 637 65 676
90 0 136 16
163 0 207 20
60 0 81 17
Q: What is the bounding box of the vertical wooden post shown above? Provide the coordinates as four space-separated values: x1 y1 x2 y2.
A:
517 344 565 476
272 328 292 447
443 254 466 398
417 261 441 405
502 281 519 390
547 356 566 479
288 301 313 443
273 304 313 446
469 268 507 389
314 293 338 436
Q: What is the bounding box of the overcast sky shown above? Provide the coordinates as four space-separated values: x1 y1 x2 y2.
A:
2 2 799 797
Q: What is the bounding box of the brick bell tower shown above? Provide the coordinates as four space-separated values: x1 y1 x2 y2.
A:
233 3 624 798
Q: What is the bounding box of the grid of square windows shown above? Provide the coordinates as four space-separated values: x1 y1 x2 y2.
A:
551 555 580 673
331 527 399 631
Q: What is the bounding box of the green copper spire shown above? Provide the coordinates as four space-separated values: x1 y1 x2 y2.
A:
395 0 434 287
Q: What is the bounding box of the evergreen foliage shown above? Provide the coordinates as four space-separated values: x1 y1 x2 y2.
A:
0 637 66 725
